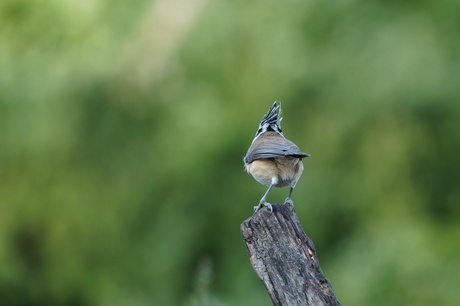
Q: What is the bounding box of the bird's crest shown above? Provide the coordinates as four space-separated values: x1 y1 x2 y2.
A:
253 101 284 140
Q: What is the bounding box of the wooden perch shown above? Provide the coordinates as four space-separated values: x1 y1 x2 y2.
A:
240 204 341 306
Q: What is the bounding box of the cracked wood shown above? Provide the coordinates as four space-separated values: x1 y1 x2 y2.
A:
241 204 341 306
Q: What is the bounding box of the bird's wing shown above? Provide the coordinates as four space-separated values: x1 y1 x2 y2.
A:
245 137 309 163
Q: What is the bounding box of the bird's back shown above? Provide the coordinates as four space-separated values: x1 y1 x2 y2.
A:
244 132 309 164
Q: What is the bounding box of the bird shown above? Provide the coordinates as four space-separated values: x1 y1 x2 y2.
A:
244 101 310 213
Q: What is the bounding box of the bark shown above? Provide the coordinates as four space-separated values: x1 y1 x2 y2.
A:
240 204 341 306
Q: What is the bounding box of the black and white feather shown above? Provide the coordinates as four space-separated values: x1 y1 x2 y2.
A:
253 101 284 140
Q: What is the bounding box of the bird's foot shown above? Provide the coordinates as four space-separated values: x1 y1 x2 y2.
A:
253 202 273 214
284 197 294 207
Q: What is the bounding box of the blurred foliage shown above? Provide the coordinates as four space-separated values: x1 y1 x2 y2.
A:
1 0 459 305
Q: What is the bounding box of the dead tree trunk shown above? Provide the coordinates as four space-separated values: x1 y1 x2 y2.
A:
240 204 341 306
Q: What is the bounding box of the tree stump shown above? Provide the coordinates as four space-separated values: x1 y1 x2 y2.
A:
240 204 341 306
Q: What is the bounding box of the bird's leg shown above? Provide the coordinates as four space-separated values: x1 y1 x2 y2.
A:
284 187 294 207
254 184 274 213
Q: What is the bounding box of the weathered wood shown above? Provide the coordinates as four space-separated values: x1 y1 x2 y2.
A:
240 204 341 306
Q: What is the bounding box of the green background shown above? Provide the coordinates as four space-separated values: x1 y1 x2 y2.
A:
1 0 459 305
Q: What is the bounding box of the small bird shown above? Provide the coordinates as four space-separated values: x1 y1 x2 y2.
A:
244 102 310 213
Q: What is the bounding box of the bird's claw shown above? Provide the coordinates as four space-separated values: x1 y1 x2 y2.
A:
253 202 273 214
284 197 294 207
